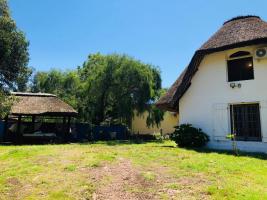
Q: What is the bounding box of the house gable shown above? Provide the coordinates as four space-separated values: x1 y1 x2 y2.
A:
156 16 267 112
179 45 267 148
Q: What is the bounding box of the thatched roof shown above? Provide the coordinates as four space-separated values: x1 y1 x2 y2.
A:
156 16 267 111
10 92 78 116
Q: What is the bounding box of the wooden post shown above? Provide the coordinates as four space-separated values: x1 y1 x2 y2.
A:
63 117 66 124
17 115 22 144
32 115 35 133
67 116 71 142
3 115 8 142
63 117 66 142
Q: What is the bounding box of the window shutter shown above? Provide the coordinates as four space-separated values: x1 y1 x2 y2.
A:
212 103 229 141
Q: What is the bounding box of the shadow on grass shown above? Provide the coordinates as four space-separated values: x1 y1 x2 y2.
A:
78 139 165 146
158 144 267 160
196 147 267 160
4 140 266 160
0 139 165 146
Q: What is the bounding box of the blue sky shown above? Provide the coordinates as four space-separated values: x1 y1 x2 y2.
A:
9 0 267 88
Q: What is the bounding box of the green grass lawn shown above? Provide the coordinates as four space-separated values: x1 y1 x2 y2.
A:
0 141 267 200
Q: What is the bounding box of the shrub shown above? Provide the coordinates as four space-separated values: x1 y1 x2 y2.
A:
170 124 209 148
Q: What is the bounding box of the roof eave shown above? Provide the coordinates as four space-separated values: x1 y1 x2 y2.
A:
10 111 78 117
157 38 267 112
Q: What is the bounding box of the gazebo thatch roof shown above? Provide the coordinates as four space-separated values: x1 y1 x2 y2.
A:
10 92 78 116
156 16 267 111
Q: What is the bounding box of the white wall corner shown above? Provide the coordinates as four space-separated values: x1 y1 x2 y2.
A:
213 135 229 141
262 137 267 143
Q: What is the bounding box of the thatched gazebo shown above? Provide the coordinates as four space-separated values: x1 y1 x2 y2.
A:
3 92 78 143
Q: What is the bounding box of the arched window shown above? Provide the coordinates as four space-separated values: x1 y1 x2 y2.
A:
229 51 251 58
227 51 254 82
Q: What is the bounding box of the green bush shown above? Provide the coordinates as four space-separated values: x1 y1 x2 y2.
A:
170 124 209 148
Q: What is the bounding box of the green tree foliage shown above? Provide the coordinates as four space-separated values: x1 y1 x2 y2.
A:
0 0 29 90
15 66 33 92
0 0 30 117
32 53 164 127
146 88 167 127
0 91 16 118
31 69 81 109
78 53 163 126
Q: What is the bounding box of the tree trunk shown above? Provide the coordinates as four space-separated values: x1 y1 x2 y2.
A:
97 91 107 124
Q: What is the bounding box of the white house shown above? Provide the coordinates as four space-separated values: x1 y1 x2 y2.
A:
157 16 267 153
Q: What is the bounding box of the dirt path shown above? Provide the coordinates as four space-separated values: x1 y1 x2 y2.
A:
87 158 211 200
90 158 157 200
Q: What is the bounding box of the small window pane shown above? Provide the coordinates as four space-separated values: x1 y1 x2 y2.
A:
227 57 254 82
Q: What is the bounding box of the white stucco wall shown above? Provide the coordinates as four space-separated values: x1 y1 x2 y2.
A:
179 45 267 153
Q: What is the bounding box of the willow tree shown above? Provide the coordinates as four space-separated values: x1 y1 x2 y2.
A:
78 53 164 127
0 0 29 117
31 70 81 109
